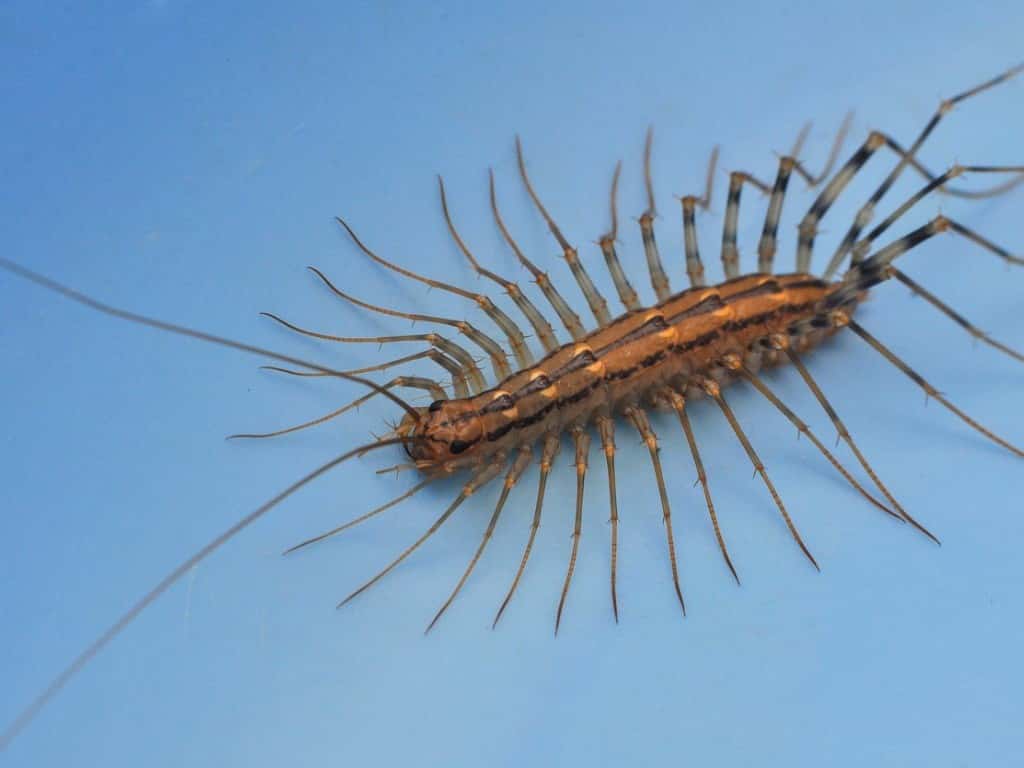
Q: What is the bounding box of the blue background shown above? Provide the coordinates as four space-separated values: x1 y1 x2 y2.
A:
2 2 1022 766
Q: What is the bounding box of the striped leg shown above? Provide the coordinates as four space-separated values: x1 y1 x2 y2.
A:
640 128 673 301
818 64 1024 278
660 389 739 584
845 319 1023 458
308 265 511 382
556 427 591 634
595 415 621 621
260 312 479 396
721 171 771 279
494 433 561 627
701 377 819 570
679 145 720 287
516 137 613 326
625 406 686 616
888 268 1023 363
334 222 523 375
489 170 586 340
425 446 533 633
337 458 506 609
444 177 559 354
598 162 642 311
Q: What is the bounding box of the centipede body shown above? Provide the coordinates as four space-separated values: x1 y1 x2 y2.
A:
2 54 1023 756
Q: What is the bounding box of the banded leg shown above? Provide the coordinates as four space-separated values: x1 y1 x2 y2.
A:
556 427 591 634
309 265 511 382
227 375 441 440
425 446 533 633
337 458 505 609
493 433 561 627
773 342 938 543
721 171 771 279
489 170 586 340
849 165 1024 268
640 128 672 302
846 319 1023 458
659 389 739 584
598 162 642 311
757 115 852 275
888 268 1024 363
679 145 719 288
625 406 686 616
447 177 559 353
260 312 479 396
700 378 819 570
818 64 1024 278
595 415 621 621
516 137 613 326
726 357 900 523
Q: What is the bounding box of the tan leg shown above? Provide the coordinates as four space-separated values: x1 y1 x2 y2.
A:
595 415 621 621
555 428 591 634
598 162 643 311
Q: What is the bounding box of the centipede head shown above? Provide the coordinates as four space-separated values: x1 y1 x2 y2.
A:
397 398 485 469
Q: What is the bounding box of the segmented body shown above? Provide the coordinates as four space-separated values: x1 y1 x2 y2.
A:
2 64 1022 749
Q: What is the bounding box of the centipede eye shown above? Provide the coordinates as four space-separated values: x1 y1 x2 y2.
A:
428 399 445 412
449 439 471 455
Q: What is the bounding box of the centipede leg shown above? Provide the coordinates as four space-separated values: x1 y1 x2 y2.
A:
337 459 505 609
846 319 1023 458
493 433 560 628
425 446 533 633
640 127 673 302
726 357 899 523
489 169 586 340
626 406 686 616
777 342 939 543
516 137 613 326
679 145 718 288
703 378 819 570
595 415 621 621
889 268 1024 363
721 171 771 279
660 389 739 585
556 427 591 634
598 162 643 311
819 64 1024 278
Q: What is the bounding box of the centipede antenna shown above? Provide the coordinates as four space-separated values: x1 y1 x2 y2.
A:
307 266 502 385
0 435 410 749
488 169 586 340
780 345 939 543
264 349 437 378
337 460 504 610
515 136 613 326
599 162 643 311
847 320 1024 459
425 447 532 633
627 407 686 615
640 127 672 302
595 416 621 620
0 257 422 421
493 433 560 628
283 479 434 555
228 376 435 440
556 428 591 635
662 390 739 584
889 268 1024 364
705 380 819 571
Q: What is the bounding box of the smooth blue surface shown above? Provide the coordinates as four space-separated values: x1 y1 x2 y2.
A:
2 3 1022 766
